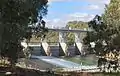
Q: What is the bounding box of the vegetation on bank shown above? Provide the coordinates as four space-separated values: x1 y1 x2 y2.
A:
84 0 120 56
0 0 48 73
55 71 120 76
0 0 50 75
83 0 120 72
0 66 57 76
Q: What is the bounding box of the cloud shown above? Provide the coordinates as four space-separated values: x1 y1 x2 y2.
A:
69 13 88 18
84 4 105 13
46 12 95 28
88 4 100 10
48 0 110 4
46 0 110 27
67 12 95 22
84 0 110 4
45 19 66 28
48 0 78 2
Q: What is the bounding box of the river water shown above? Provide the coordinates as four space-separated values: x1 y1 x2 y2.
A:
30 54 98 71
31 55 81 68
61 54 98 66
30 47 98 69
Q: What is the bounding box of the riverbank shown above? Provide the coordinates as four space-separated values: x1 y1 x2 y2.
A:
1 66 120 76
55 71 120 76
0 66 57 76
5 58 119 76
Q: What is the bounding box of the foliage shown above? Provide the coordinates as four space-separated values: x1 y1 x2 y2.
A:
103 0 120 47
0 0 48 65
83 15 112 55
103 0 120 28
83 0 120 55
67 21 88 29
45 31 59 44
66 21 88 45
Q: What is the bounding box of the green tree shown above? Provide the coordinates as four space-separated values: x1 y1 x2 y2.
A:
45 31 59 44
84 0 120 55
83 15 108 55
66 21 88 45
0 0 48 66
103 0 120 47
103 0 120 28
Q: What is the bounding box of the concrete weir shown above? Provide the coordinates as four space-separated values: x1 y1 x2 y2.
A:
28 28 91 56
29 42 84 56
59 43 68 56
41 42 50 56
75 43 83 55
41 42 68 56
49 45 59 57
31 56 81 68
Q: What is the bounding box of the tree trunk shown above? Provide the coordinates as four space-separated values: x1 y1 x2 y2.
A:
0 23 4 55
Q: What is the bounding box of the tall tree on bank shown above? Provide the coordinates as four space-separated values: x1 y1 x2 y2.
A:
103 0 120 46
84 0 120 55
83 15 107 55
0 0 48 66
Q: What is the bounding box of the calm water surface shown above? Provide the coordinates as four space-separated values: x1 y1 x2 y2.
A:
61 54 98 65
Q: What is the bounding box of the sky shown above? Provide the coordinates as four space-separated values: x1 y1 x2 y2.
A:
44 0 110 28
